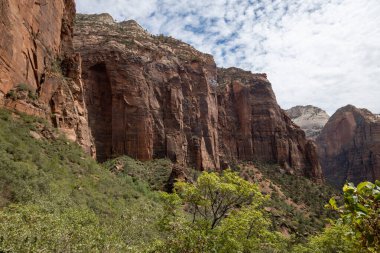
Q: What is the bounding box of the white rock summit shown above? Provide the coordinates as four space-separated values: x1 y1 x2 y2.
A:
286 105 330 140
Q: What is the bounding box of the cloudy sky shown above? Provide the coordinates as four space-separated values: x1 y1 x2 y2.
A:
76 0 380 115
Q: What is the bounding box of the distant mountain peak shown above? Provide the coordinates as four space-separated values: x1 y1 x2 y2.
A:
285 105 329 140
334 104 380 123
316 104 380 187
76 13 115 24
119 20 145 30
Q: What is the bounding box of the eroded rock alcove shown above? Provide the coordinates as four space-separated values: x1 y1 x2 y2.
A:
86 63 112 162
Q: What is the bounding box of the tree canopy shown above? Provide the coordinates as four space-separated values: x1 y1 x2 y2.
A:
153 169 287 253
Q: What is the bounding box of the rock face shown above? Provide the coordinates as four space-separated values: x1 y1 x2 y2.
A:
74 14 323 182
286 105 329 140
217 69 323 180
0 5 323 182
317 105 380 187
0 0 94 155
74 14 219 167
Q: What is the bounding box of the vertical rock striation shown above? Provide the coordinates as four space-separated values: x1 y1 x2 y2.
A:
0 0 65 93
0 6 323 182
217 68 323 181
317 105 380 187
73 14 323 182
74 14 219 167
0 0 94 155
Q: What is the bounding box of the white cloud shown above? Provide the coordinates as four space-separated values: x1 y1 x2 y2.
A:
76 0 380 115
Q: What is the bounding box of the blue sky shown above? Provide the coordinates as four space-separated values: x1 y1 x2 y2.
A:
76 0 380 115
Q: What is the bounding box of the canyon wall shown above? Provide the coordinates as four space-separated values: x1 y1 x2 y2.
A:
0 0 94 154
73 14 323 182
74 14 219 168
0 5 324 182
317 105 380 187
217 69 322 180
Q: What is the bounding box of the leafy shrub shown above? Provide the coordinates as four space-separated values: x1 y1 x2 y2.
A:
5 83 38 101
5 90 17 100
103 156 173 191
327 181 380 252
250 161 338 241
16 83 34 92
48 58 63 76
0 204 124 252
0 108 165 252
292 224 362 253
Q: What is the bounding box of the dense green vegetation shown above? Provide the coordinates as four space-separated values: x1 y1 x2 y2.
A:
151 170 287 252
292 224 361 253
103 156 173 191
293 181 380 253
0 108 377 252
327 181 380 252
237 161 338 241
0 109 163 251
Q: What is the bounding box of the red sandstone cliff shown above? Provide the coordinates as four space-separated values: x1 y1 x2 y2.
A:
74 14 219 168
317 105 380 187
73 14 323 182
0 5 323 182
0 0 93 154
217 68 322 180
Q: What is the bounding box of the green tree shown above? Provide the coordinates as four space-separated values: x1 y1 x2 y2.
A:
292 224 361 253
327 181 380 253
175 169 264 229
152 170 287 253
216 204 286 253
